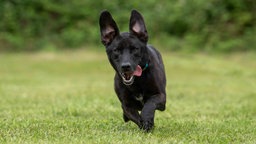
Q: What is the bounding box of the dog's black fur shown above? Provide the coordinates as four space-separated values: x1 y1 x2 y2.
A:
99 10 166 132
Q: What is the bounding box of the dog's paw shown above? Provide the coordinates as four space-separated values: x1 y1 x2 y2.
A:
140 120 154 132
123 114 130 122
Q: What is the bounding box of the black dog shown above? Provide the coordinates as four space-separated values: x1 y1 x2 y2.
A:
99 10 166 132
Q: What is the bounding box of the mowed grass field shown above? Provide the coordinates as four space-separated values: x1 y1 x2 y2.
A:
0 48 255 143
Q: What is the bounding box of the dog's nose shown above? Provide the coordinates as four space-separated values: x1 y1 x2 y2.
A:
121 62 132 72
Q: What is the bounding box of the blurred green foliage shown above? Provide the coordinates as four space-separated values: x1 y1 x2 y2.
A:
0 0 255 52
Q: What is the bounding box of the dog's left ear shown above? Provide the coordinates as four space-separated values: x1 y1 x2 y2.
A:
129 10 148 43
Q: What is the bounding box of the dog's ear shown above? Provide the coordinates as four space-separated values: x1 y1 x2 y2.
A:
129 10 148 43
99 10 119 46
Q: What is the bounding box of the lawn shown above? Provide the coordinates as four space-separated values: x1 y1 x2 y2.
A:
0 48 255 143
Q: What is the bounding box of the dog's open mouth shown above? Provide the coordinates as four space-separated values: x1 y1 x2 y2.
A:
120 65 142 85
121 72 135 85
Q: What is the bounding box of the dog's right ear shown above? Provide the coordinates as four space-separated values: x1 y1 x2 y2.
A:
99 10 119 46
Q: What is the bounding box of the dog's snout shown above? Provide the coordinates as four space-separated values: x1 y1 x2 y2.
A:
121 62 132 72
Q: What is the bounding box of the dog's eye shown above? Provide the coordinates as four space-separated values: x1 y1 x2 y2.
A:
112 48 119 59
113 48 119 53
131 46 139 52
134 48 140 54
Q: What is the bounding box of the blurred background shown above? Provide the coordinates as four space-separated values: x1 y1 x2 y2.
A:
0 0 255 52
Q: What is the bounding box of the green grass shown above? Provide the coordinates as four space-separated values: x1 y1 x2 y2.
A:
0 49 255 143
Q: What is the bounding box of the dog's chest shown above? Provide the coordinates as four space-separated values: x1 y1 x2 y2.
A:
129 84 147 104
134 94 144 104
135 94 143 101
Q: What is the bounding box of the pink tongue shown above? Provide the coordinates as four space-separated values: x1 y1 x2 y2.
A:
133 65 142 76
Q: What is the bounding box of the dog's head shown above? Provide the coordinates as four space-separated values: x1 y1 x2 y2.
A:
99 10 149 85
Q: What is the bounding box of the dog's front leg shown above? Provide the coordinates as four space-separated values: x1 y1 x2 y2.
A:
122 104 142 128
141 93 166 131
140 102 156 131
